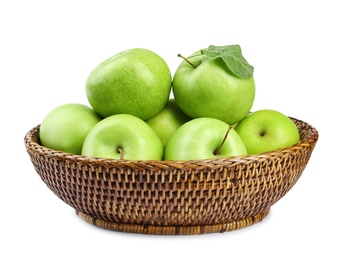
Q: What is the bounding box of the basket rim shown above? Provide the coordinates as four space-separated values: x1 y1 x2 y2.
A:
24 116 319 170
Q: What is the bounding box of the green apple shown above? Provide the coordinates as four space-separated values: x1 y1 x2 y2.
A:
173 48 255 125
234 109 300 154
164 117 247 160
145 99 191 147
85 48 172 120
39 103 102 154
81 114 163 160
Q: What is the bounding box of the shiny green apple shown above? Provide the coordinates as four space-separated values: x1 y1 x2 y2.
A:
164 117 247 160
85 48 172 120
39 103 102 154
173 49 255 125
145 99 190 147
81 114 163 160
235 109 300 154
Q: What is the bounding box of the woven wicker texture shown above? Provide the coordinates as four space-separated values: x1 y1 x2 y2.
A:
24 118 318 235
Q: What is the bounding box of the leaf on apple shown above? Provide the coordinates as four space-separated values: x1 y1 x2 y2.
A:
203 45 254 79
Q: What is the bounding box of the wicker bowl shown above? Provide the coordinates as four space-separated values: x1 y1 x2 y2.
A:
24 117 318 235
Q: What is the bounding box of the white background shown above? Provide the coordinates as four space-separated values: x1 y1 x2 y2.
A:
1 0 337 259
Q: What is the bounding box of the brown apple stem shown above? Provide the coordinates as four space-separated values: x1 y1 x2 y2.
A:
118 147 124 160
214 126 233 155
177 53 197 68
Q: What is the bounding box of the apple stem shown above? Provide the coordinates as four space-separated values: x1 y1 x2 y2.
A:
177 53 197 68
118 147 124 160
214 126 233 155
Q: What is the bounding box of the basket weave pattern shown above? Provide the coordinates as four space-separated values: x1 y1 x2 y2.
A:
24 118 318 234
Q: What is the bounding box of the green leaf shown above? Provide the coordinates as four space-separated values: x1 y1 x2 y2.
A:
203 45 254 79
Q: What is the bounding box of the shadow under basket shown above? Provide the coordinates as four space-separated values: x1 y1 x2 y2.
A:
24 117 318 235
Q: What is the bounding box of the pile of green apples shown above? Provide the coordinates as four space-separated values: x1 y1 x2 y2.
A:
39 45 300 161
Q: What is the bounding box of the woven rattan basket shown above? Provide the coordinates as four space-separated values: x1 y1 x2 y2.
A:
24 117 318 235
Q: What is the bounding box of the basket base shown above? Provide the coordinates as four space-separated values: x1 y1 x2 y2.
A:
76 208 270 235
